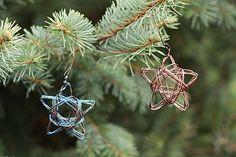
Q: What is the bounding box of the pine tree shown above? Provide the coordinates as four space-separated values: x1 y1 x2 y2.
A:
0 0 236 157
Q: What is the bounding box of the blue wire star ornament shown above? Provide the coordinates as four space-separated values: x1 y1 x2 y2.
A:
40 76 95 140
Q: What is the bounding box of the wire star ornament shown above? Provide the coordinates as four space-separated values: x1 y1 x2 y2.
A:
141 48 198 111
40 76 95 139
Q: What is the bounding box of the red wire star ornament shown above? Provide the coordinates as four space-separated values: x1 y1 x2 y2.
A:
141 50 198 111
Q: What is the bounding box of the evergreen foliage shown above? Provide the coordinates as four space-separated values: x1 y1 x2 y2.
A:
185 0 236 29
97 0 186 67
77 123 138 157
0 0 236 157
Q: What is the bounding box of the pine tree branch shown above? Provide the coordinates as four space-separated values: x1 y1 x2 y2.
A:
0 1 183 92
86 118 138 157
23 71 54 97
185 0 236 29
97 0 185 66
98 0 166 41
88 119 124 156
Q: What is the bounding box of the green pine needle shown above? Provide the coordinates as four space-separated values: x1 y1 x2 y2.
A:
12 45 47 82
77 123 138 157
46 9 97 55
0 18 22 80
22 71 54 97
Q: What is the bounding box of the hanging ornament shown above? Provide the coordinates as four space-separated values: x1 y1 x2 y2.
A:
40 52 95 139
40 76 95 139
141 47 198 111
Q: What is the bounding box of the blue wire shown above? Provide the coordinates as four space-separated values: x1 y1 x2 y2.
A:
40 80 95 140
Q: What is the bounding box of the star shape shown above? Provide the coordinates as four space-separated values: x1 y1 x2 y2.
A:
141 55 198 111
40 83 95 139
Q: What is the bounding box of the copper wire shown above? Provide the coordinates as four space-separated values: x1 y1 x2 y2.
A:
141 50 198 111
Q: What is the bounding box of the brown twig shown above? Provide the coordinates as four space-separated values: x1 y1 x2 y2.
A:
110 38 160 54
26 77 42 84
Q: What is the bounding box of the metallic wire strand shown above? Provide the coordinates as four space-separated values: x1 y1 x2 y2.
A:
40 77 95 139
141 49 198 111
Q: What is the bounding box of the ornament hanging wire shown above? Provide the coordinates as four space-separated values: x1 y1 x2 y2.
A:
40 50 95 139
141 30 198 111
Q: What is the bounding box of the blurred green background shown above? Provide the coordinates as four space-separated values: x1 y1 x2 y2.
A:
0 0 236 157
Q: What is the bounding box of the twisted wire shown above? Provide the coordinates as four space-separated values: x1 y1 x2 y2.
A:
141 50 198 111
40 77 95 139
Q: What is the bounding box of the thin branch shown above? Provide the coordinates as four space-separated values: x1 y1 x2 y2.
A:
110 38 160 54
25 77 42 84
